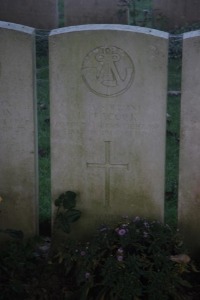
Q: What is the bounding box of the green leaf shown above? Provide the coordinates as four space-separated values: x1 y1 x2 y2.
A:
56 213 70 233
54 197 63 207
62 191 77 209
64 209 81 223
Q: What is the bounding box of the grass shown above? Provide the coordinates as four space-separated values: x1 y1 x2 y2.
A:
164 56 182 227
36 34 51 226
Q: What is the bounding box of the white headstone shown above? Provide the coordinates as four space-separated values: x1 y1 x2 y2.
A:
178 30 200 250
50 25 168 239
0 22 38 238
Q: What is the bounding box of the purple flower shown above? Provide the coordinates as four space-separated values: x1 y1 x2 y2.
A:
80 251 86 256
117 255 123 262
117 247 124 254
143 231 148 238
117 228 126 236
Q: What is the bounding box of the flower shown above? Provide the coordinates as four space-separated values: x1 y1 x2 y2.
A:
85 272 91 279
144 221 150 228
80 251 86 256
117 255 123 262
116 228 127 236
134 216 140 222
117 247 124 254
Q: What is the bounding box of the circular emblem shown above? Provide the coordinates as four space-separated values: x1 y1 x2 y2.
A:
81 46 135 97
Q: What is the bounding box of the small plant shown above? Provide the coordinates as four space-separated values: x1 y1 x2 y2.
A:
56 217 193 300
54 191 81 234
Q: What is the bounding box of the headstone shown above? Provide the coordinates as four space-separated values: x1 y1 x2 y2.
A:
0 0 58 29
0 22 38 238
153 0 200 30
50 25 168 239
178 31 200 251
64 0 128 26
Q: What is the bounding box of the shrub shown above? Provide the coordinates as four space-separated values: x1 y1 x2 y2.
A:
56 217 192 300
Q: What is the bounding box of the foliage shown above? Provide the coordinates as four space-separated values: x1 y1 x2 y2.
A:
0 239 40 299
55 217 194 300
0 238 68 300
54 191 81 234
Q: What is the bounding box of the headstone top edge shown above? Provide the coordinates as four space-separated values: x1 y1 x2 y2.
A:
50 24 169 39
183 30 200 40
0 21 35 34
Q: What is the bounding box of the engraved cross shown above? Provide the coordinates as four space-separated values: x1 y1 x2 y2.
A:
87 141 129 208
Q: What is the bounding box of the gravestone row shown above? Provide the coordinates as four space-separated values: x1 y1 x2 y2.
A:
0 21 200 250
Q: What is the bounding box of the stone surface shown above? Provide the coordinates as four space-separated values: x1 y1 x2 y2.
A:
50 25 168 239
0 21 38 238
64 0 128 26
178 31 200 250
0 0 58 29
153 0 200 30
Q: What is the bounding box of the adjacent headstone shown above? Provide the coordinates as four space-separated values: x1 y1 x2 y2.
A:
178 31 200 251
64 0 128 26
50 25 168 239
153 0 200 30
0 22 38 238
0 0 58 29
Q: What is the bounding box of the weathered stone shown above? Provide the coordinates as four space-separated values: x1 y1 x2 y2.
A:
178 30 200 251
0 0 58 29
0 21 38 238
49 25 168 239
64 0 128 26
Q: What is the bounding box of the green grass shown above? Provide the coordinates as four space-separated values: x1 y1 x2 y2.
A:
58 0 64 28
36 37 51 224
164 56 182 227
129 0 152 27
